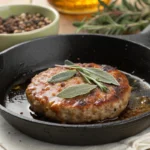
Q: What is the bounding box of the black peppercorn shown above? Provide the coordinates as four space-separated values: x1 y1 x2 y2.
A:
0 13 52 34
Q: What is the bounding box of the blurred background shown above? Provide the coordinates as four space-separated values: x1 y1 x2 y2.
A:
0 0 149 37
0 0 127 34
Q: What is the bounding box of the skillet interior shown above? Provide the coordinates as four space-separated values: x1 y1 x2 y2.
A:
0 34 150 145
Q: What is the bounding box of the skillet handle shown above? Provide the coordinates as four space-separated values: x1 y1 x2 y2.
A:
118 25 150 47
0 55 4 73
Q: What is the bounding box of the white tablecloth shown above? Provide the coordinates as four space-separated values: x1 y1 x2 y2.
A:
0 114 150 150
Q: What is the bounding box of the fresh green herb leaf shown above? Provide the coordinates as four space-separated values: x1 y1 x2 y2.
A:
79 71 92 84
98 0 109 10
57 84 97 98
73 17 87 27
65 60 74 65
48 70 76 83
94 80 108 92
54 60 120 94
142 0 150 5
79 71 108 92
134 1 142 11
73 0 150 35
85 68 120 85
122 0 136 11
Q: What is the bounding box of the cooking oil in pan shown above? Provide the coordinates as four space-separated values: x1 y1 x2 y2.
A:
4 71 150 124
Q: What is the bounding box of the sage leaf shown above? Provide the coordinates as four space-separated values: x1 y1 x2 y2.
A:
48 70 76 83
65 60 74 65
85 68 120 86
95 80 108 92
79 71 108 92
57 84 97 98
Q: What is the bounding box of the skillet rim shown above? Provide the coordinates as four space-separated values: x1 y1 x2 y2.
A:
0 34 150 128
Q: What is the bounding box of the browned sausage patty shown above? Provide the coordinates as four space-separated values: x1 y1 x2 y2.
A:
26 63 131 123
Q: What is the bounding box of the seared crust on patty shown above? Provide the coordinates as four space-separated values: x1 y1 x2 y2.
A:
26 63 131 123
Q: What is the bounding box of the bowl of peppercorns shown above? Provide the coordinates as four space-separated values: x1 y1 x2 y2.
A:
0 4 59 51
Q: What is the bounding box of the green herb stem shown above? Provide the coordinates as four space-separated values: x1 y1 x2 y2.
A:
73 0 150 35
55 64 81 70
79 71 92 84
79 71 108 92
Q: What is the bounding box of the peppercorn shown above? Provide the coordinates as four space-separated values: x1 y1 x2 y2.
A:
0 13 52 34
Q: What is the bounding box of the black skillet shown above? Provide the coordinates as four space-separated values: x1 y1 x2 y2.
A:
0 28 150 145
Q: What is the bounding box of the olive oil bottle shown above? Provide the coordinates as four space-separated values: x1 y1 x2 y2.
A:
49 0 110 14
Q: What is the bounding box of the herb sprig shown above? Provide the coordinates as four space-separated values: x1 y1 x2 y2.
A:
56 60 119 92
47 60 120 98
73 0 150 35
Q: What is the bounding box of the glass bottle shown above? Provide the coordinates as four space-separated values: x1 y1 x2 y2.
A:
49 0 111 14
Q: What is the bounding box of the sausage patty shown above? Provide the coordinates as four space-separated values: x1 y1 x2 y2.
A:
26 63 131 123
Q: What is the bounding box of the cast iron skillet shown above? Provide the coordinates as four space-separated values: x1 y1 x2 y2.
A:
0 30 150 145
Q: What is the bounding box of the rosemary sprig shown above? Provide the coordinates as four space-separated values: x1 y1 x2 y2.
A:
73 0 150 35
